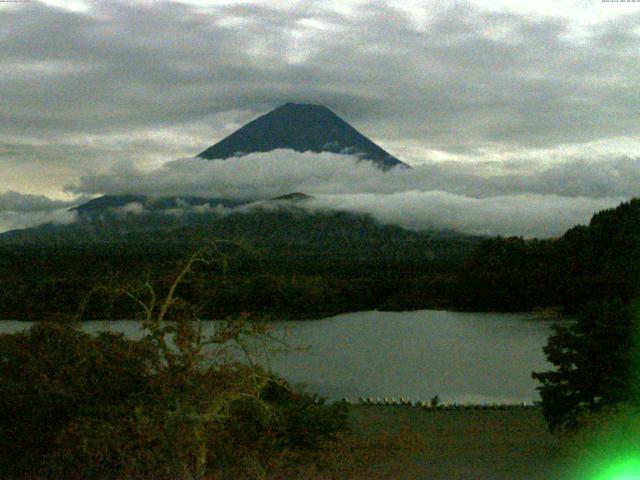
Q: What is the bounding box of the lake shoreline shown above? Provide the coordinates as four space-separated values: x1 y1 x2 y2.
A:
0 310 553 405
0 305 565 323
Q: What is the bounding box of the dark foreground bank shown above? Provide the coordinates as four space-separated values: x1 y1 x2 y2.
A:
311 406 564 480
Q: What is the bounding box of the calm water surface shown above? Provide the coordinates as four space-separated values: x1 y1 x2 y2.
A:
0 310 555 404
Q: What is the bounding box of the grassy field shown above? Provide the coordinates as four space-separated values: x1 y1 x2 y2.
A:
289 406 566 480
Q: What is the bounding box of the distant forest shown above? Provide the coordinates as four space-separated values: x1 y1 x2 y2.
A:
1 198 639 320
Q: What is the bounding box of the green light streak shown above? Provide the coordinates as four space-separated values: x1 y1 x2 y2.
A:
561 301 640 480
594 456 640 480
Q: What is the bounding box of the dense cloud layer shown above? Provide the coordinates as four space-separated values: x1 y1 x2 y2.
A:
307 192 622 238
0 191 77 212
2 1 638 235
0 209 77 233
2 148 635 236
0 191 79 232
2 1 640 194
89 190 622 239
2 0 638 149
65 151 628 237
69 151 640 200
1 153 628 237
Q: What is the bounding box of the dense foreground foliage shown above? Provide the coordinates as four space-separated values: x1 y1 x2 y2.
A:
0 322 349 479
0 246 350 479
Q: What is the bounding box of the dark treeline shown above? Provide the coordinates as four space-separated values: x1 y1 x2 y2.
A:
1 199 639 320
0 209 478 320
0 241 465 320
455 198 640 312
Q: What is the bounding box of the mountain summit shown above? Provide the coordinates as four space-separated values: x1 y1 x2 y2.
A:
198 103 408 170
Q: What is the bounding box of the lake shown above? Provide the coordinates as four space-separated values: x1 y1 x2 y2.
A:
0 309 556 404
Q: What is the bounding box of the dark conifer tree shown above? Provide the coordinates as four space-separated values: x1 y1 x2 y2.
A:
532 299 640 432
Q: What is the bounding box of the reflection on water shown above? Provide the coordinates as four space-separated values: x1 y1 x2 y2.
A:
0 310 555 404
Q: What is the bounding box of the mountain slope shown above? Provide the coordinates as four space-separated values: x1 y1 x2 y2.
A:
72 195 248 216
0 196 479 252
198 103 408 170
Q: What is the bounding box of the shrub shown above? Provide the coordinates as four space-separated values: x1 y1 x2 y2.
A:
0 322 350 479
0 244 350 479
0 322 156 477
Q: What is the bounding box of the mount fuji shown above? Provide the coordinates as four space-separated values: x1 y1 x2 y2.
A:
198 102 408 170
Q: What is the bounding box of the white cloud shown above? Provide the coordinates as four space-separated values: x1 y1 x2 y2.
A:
69 151 381 199
116 202 145 215
0 190 82 233
0 209 77 233
0 190 77 212
67 151 633 237
70 150 640 199
306 192 623 238
3 1 637 238
3 1 640 198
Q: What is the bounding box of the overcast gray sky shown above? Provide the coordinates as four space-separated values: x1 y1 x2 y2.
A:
1 0 639 235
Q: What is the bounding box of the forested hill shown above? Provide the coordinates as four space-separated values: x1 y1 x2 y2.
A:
0 197 638 320
0 204 477 258
0 207 480 320
451 198 640 312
